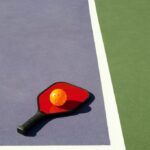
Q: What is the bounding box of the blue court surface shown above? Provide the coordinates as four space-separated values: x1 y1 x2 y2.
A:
0 0 125 148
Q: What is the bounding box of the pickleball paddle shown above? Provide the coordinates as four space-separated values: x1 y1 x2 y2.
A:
17 82 90 135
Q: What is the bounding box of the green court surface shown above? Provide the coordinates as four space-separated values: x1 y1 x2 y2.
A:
95 0 150 150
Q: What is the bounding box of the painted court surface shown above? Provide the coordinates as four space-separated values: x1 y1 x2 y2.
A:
0 0 110 145
0 0 147 149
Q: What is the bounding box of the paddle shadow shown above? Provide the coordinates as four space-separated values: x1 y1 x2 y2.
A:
25 93 95 136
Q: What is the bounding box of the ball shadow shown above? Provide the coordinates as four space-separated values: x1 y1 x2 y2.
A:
25 93 95 137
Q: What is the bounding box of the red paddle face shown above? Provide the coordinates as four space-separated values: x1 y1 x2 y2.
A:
38 82 90 115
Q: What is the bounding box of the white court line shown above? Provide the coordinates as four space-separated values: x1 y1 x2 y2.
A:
88 0 126 149
0 0 125 150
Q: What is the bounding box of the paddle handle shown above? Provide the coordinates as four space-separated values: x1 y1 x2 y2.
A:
17 111 46 135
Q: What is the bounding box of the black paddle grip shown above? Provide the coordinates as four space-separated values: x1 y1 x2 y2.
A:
17 111 46 135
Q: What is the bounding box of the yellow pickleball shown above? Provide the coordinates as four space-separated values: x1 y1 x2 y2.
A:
49 89 67 106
